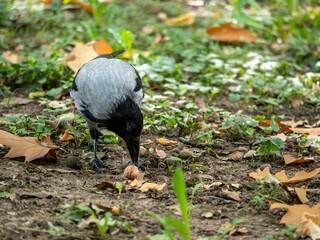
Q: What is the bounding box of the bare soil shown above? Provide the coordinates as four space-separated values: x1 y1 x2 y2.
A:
0 99 319 240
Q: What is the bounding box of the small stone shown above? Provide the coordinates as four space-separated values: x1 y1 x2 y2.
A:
139 146 147 157
259 163 272 172
66 156 82 170
179 149 193 159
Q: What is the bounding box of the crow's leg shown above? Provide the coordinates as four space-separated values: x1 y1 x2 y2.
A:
88 127 106 171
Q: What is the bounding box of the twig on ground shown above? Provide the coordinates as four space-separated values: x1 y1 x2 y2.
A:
178 137 223 149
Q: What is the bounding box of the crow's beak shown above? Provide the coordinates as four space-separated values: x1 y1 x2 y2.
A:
125 135 140 166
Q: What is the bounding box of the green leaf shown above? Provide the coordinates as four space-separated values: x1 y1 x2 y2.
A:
96 212 112 236
173 168 190 240
48 222 65 237
0 191 15 200
121 29 133 51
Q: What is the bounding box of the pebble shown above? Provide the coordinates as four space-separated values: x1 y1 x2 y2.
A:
259 163 272 172
139 146 147 157
179 149 193 159
66 156 82 170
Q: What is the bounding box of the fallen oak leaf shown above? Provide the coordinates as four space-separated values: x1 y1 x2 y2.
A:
206 22 257 43
65 40 113 73
298 212 320 240
166 13 195 26
139 182 166 192
294 187 309 204
92 39 113 55
275 170 289 183
248 167 270 180
156 137 178 146
2 51 19 64
291 127 320 135
269 203 320 225
221 186 241 201
282 168 320 184
0 130 56 162
283 154 314 165
59 130 74 142
259 120 293 133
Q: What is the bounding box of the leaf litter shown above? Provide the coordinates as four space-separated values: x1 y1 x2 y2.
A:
0 130 57 162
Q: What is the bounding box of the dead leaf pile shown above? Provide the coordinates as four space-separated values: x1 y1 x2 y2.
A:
0 130 57 162
94 165 166 193
270 203 320 240
249 166 320 239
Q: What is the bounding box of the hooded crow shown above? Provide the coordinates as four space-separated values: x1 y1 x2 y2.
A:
70 50 144 171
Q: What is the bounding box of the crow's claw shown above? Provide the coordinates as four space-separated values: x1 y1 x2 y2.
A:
89 158 106 172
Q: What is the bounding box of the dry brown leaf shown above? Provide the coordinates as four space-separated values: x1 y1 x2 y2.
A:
206 22 257 43
94 181 115 191
66 40 113 73
156 137 178 146
259 120 293 133
2 51 19 64
155 148 167 158
139 182 166 192
0 97 33 106
292 127 320 135
92 39 113 55
65 42 98 73
270 203 320 225
282 168 320 184
275 170 289 183
41 134 55 147
282 120 307 128
94 201 120 215
167 13 195 26
48 100 67 109
59 130 74 142
69 0 92 14
271 133 287 142
222 186 241 201
295 187 309 204
249 167 270 180
0 130 56 162
298 212 320 240
283 154 314 165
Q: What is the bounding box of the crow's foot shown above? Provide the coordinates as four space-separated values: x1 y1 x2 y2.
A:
89 158 106 172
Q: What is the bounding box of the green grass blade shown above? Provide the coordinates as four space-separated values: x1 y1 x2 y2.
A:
173 168 190 240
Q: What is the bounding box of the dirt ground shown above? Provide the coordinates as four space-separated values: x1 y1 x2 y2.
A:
0 98 319 240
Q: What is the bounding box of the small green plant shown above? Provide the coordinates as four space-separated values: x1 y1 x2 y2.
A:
115 182 124 195
48 222 65 237
255 137 284 158
251 183 287 208
4 114 52 137
210 218 246 240
149 168 191 240
221 115 259 140
0 191 16 200
56 203 120 237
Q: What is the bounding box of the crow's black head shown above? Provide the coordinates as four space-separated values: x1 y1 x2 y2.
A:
100 96 143 165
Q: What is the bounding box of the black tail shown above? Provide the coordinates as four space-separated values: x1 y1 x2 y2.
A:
95 49 125 60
